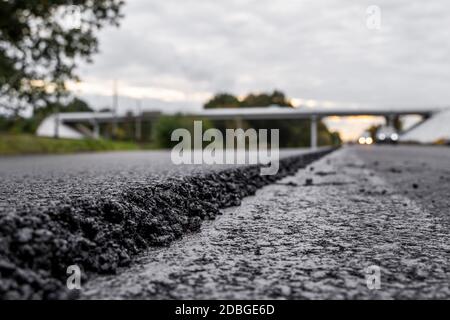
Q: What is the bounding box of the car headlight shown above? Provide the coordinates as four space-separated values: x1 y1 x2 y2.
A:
378 133 386 140
391 133 398 141
366 137 373 145
358 137 366 144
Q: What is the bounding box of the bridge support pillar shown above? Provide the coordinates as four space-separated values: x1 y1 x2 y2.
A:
386 114 395 127
311 116 318 149
135 115 142 141
234 116 244 129
93 120 100 139
54 113 60 139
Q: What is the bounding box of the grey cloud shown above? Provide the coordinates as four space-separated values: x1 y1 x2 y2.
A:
79 0 450 109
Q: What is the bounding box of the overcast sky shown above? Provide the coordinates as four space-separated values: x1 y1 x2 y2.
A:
73 0 449 138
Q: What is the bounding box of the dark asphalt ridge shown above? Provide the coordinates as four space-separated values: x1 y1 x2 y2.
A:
81 146 450 299
0 148 334 299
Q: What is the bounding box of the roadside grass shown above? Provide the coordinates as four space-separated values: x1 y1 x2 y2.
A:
0 134 152 155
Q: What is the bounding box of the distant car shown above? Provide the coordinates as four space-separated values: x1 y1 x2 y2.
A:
358 131 373 145
376 126 399 144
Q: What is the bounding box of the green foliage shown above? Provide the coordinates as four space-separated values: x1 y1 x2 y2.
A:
154 115 214 148
330 131 342 146
0 114 39 134
204 93 240 109
0 1 124 111
241 90 292 108
367 124 381 140
0 134 139 155
61 97 92 113
393 117 402 131
204 90 292 109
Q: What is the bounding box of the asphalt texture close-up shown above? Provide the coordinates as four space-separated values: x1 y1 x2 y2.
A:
0 148 333 299
80 145 450 299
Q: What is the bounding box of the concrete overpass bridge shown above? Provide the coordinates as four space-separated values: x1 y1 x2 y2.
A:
36 106 443 148
188 106 439 148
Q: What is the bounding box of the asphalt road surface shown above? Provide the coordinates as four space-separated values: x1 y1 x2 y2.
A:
0 150 234 211
1 148 331 299
81 145 450 299
0 149 310 210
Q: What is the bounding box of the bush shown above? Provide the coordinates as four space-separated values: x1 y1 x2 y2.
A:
0 135 139 155
154 116 341 149
153 115 214 148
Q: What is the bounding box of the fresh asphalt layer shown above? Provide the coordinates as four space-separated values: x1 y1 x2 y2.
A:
0 149 311 209
81 145 450 299
0 148 333 299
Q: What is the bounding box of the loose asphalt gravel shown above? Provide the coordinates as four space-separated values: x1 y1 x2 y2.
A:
0 148 333 299
81 145 450 299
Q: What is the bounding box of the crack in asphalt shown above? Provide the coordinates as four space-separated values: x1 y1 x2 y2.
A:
82 147 450 299
0 148 334 299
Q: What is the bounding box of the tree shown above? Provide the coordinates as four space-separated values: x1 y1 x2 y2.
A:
204 93 240 109
63 97 92 113
367 124 381 140
0 1 124 113
154 115 214 148
270 90 292 107
204 90 293 109
241 90 292 108
35 97 92 118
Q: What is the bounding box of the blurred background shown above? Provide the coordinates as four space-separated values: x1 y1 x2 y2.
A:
1 0 449 154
